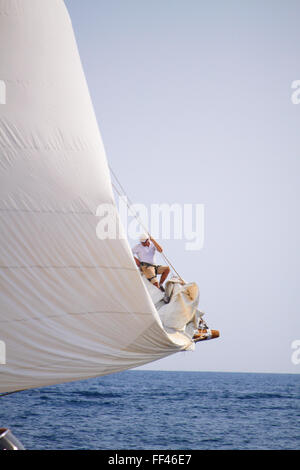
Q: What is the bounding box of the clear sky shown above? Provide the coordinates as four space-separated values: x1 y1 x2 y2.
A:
65 0 300 374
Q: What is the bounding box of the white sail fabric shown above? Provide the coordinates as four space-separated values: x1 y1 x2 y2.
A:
0 0 193 394
143 278 201 349
158 281 200 332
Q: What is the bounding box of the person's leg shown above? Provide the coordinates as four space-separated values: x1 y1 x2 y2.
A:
157 266 170 287
141 266 160 288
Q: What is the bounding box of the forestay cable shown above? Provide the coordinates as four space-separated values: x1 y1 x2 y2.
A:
109 165 184 282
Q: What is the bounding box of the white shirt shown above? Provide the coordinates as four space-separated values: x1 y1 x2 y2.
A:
132 242 156 264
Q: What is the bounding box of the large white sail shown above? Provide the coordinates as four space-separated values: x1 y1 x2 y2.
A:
0 0 196 394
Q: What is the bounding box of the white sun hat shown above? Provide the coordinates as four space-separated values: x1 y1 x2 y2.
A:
139 233 149 242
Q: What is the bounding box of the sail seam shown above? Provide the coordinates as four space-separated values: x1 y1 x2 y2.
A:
0 265 135 270
0 209 96 215
0 310 152 324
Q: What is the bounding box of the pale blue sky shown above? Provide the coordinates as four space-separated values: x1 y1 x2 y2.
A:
65 0 300 373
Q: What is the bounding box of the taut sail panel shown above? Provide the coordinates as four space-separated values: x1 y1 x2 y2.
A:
0 0 188 394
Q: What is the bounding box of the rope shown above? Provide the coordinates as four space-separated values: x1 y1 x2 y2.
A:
109 165 184 282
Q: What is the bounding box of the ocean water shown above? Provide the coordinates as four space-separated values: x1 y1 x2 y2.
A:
0 371 299 450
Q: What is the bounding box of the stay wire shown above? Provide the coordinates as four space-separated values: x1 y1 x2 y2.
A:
109 165 184 282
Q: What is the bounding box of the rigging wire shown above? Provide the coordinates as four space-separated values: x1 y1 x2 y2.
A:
109 165 184 282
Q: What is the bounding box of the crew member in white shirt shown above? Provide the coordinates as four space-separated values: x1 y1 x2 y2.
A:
132 234 170 291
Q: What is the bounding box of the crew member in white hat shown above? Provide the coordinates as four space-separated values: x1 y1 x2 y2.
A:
132 234 170 291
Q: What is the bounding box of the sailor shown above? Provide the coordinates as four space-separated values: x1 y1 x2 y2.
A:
132 234 170 291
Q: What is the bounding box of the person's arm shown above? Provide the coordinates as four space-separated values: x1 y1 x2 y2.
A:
132 245 141 268
149 235 163 253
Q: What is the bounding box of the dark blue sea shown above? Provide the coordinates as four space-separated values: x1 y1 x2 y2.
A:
0 371 299 450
